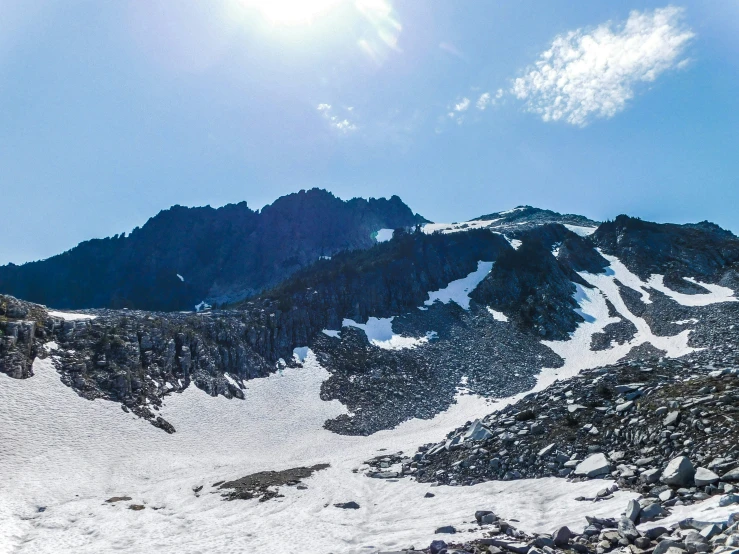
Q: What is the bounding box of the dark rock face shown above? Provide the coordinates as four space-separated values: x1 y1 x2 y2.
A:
471 233 594 340
0 189 425 311
593 215 739 282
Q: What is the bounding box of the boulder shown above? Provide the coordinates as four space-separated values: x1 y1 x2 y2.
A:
464 419 494 442
653 540 686 554
662 456 695 487
625 499 641 522
694 467 720 487
722 467 739 482
664 411 681 426
618 516 640 542
429 540 448 554
574 453 611 478
552 526 572 547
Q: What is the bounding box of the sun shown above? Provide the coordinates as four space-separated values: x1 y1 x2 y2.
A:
241 0 343 26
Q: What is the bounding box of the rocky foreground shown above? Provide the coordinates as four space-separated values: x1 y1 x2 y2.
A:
365 359 739 554
376 509 739 554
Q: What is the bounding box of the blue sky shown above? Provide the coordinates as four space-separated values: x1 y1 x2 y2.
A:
2 0 738 264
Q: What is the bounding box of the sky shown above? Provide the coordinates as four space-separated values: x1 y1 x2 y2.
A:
1 0 738 265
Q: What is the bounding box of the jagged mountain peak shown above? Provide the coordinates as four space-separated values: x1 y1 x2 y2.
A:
0 190 423 311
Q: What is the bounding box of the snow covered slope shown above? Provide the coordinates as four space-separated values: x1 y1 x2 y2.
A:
0 356 637 554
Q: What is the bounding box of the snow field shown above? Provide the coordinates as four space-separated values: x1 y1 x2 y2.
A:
0 355 637 554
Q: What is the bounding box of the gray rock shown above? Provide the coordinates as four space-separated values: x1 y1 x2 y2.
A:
552 526 572 547
618 516 640 542
429 540 448 554
699 524 722 540
645 526 669 540
538 443 556 458
640 501 667 521
719 494 739 507
464 419 494 442
662 456 696 487
722 467 739 482
684 531 710 554
694 467 720 487
653 540 686 554
664 411 681 426
574 453 611 478
625 499 642 522
641 468 662 484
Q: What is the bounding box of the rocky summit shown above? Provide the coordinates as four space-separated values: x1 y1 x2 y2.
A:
3 197 739 554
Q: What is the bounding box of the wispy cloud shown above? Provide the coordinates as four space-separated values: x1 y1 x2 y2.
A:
454 98 470 112
317 104 358 134
512 6 694 126
475 89 504 110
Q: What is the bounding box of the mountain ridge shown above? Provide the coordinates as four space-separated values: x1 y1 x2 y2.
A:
0 188 425 311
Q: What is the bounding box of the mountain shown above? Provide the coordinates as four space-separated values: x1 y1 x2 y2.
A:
0 188 425 311
2 201 739 553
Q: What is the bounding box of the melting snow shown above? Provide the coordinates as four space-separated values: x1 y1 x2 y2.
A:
375 229 394 242
47 311 97 321
487 307 509 322
424 261 494 310
646 275 736 306
342 317 432 350
293 346 310 362
537 257 702 390
497 207 526 216
422 219 501 235
563 224 597 237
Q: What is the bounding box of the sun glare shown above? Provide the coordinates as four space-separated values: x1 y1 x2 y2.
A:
241 0 343 26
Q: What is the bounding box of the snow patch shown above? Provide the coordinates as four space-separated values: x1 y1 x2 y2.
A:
195 301 211 312
47 311 97 321
176 274 184 282
673 318 699 325
293 346 310 363
322 329 341 338
424 261 494 310
342 317 431 350
563 224 597 237
646 275 736 306
422 219 501 235
507 238 523 249
498 207 526 216
487 307 509 322
375 229 394 242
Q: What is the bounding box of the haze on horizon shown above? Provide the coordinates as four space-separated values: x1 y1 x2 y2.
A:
1 0 738 265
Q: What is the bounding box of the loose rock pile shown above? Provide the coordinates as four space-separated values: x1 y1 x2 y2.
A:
401 360 738 504
377 508 739 554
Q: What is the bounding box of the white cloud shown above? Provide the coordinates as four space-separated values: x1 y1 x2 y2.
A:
317 103 358 133
454 97 470 112
511 6 694 126
476 92 491 110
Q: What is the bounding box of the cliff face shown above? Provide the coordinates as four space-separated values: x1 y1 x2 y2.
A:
0 189 425 311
